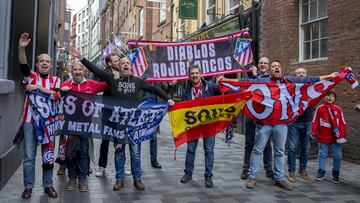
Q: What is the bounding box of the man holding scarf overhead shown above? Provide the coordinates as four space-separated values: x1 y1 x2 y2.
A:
220 60 339 191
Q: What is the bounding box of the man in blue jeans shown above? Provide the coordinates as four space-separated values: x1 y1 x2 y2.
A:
241 57 274 180
287 68 312 182
18 33 59 199
244 61 337 190
180 64 220 188
221 60 338 190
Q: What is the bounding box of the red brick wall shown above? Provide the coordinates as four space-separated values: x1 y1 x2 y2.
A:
261 0 360 163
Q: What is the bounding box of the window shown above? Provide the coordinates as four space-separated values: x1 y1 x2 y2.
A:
206 0 216 24
159 1 167 22
78 24 81 33
226 0 239 15
300 0 328 60
178 18 185 40
139 8 144 36
82 22 85 32
65 22 70 31
78 13 81 21
86 19 89 29
77 36 81 44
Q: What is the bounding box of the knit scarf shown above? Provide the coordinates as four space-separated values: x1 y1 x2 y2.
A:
191 83 203 100
323 102 340 139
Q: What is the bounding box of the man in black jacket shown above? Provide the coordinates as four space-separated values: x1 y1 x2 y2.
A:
69 48 174 190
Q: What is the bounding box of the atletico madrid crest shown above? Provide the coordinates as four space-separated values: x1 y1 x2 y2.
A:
233 39 253 67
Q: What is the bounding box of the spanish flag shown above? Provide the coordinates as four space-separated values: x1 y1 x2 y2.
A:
169 91 251 148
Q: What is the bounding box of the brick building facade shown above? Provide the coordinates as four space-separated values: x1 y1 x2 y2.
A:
101 0 171 48
260 0 360 163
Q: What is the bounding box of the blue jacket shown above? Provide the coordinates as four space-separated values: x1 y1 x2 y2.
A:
181 79 220 101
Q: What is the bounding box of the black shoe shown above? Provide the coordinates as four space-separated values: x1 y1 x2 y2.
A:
205 176 213 188
266 170 275 179
332 171 340 184
241 170 248 180
44 187 58 198
134 179 145 190
315 169 325 181
180 173 192 183
21 188 32 199
151 160 162 169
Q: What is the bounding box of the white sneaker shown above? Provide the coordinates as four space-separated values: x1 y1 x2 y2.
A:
125 169 131 176
95 167 106 177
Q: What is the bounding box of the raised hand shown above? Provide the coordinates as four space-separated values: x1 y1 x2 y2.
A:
168 80 178 86
68 47 82 59
25 84 38 91
344 67 353 72
167 99 175 106
61 86 71 92
19 33 31 48
216 75 224 83
355 104 360 112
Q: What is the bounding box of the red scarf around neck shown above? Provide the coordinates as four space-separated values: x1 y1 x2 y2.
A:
323 102 340 139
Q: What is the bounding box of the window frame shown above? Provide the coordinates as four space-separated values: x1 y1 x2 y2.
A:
159 1 167 24
299 0 328 62
139 8 144 36
206 0 216 24
225 0 239 15
177 18 185 40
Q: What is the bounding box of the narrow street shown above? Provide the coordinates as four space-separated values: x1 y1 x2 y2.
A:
0 116 359 203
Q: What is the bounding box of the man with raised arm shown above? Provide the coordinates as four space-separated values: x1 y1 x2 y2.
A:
220 60 339 191
69 48 174 191
18 33 60 199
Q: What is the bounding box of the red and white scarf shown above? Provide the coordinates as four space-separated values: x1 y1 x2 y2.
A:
323 102 340 139
191 83 203 100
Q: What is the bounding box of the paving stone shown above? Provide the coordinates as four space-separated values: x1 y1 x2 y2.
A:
0 115 360 202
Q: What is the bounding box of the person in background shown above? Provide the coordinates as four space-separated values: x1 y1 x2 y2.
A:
287 68 312 183
241 57 274 180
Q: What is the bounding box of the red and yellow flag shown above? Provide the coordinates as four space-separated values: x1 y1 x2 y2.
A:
169 91 251 148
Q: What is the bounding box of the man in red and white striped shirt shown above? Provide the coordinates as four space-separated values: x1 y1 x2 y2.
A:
18 33 60 199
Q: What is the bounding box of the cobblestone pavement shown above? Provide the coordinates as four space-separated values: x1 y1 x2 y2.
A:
1 115 360 203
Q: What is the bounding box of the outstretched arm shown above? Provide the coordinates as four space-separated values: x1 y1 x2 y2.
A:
319 72 339 80
68 47 112 82
140 79 174 106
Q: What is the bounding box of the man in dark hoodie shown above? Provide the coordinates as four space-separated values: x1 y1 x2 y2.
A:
69 48 174 191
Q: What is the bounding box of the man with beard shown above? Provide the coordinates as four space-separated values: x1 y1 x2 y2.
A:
180 64 221 188
61 63 109 192
69 48 174 190
220 60 339 191
18 33 60 199
95 54 122 177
